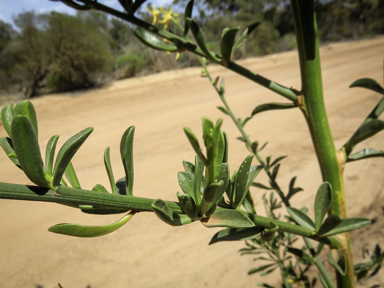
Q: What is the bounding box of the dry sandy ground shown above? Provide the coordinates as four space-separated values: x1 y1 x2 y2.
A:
0 37 384 288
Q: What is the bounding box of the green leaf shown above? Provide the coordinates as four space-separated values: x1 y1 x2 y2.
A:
316 214 343 236
248 264 275 275
287 207 315 231
134 28 178 52
271 163 280 181
184 127 208 165
186 18 220 62
14 100 39 139
45 135 59 175
182 160 195 173
201 209 255 228
314 182 332 232
200 181 223 216
0 137 20 168
183 0 194 38
328 250 347 276
350 78 384 94
286 247 313 263
193 155 204 205
177 193 199 220
120 126 135 196
48 211 135 237
217 106 229 115
344 119 384 155
152 199 193 226
286 176 303 200
232 22 260 55
347 148 384 162
270 156 287 167
252 102 296 116
252 182 273 190
52 127 93 187
222 131 229 163
209 227 263 244
221 27 239 67
177 171 195 197
64 162 81 189
321 217 371 237
92 184 109 193
0 103 14 137
11 115 51 187
81 207 129 215
234 154 254 209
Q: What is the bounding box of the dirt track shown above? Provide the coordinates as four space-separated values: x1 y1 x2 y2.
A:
0 37 384 288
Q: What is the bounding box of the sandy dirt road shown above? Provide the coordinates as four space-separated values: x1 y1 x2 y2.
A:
0 37 384 288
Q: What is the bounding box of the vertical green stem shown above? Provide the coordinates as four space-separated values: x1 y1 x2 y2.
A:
291 0 354 287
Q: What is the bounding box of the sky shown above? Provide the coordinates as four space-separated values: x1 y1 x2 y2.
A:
0 0 173 27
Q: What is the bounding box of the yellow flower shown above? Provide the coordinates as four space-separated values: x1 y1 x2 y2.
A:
163 38 180 60
158 7 180 30
146 4 161 25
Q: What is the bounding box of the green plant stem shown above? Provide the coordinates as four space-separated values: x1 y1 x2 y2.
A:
85 1 297 102
291 1 354 287
273 247 292 288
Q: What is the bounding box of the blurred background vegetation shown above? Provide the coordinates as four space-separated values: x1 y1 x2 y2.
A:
0 0 383 99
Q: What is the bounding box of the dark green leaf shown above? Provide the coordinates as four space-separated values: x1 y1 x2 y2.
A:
152 199 192 226
347 148 384 162
221 27 239 67
321 217 371 237
177 193 199 220
344 119 384 155
271 163 280 181
183 0 194 38
286 247 313 262
182 160 195 173
120 126 135 196
92 184 109 193
48 211 135 237
217 106 229 115
350 78 384 94
104 147 118 194
201 209 255 228
260 266 277 276
200 181 223 216
0 137 20 168
178 171 195 197
11 115 50 187
0 103 14 137
287 207 315 231
194 155 204 205
14 100 38 138
184 127 208 165
45 135 59 175
286 176 303 200
248 264 275 275
134 28 178 52
209 227 263 244
52 127 93 187
232 22 260 54
222 131 229 163
316 214 342 236
270 156 287 167
252 182 273 190
64 162 81 189
234 154 254 209
257 283 274 288
186 18 220 61
81 207 129 215
314 182 332 232
252 102 296 116
328 250 347 276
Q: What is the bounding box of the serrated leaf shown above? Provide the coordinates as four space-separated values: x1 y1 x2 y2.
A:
11 115 50 187
48 211 135 237
321 217 371 237
177 193 199 220
209 226 263 244
14 100 38 139
347 148 384 162
64 161 81 189
0 103 14 137
350 78 384 94
234 154 254 209
52 127 93 187
152 199 193 226
184 127 208 165
252 102 296 116
344 119 384 155
134 28 178 52
314 182 332 232
120 126 135 196
0 137 20 168
248 264 275 275
287 207 315 231
328 250 347 276
183 0 194 38
45 135 59 175
201 209 255 228
186 18 219 61
221 27 239 67
232 22 260 54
